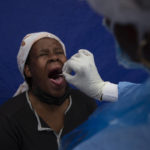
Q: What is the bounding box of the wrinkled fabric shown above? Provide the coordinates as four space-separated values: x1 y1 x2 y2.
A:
60 78 150 150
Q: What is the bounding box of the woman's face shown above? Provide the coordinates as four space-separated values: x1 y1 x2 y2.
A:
25 37 67 98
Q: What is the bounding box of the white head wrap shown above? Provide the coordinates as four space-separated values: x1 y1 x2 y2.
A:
14 32 66 96
87 0 150 40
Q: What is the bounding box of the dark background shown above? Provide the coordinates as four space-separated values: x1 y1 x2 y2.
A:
0 0 148 104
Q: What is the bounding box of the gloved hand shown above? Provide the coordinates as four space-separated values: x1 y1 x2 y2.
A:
63 49 108 100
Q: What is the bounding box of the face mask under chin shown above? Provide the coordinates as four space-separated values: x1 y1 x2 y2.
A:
31 84 71 105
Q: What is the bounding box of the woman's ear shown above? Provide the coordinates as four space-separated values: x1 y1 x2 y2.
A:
24 64 32 78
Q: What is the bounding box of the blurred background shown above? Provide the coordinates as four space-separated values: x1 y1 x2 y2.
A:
0 0 148 104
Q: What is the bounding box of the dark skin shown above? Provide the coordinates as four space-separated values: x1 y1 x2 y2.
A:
24 37 69 133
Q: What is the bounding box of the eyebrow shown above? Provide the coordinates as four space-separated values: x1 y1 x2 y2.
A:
39 49 49 53
53 47 63 51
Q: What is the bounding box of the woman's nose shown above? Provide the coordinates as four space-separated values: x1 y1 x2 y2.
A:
48 53 59 62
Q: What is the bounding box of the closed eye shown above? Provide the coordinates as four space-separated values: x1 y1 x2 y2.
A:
39 53 48 56
38 49 49 57
55 51 64 55
54 48 64 55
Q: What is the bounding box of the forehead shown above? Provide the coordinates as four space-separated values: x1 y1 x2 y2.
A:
31 37 63 51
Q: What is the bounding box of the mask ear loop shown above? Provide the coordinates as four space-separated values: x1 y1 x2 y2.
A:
138 39 150 68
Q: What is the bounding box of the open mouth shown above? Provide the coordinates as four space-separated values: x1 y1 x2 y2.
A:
48 68 63 79
48 68 65 87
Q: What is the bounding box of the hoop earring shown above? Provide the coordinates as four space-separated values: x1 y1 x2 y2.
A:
138 40 150 68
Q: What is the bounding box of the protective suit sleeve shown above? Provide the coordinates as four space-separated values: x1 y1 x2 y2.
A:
60 81 147 150
118 81 141 98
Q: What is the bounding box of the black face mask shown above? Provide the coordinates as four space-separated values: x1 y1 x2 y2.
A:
31 84 70 105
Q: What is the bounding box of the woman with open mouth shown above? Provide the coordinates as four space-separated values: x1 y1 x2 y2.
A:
0 32 98 150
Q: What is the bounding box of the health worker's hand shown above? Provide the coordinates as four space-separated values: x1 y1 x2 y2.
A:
63 49 107 100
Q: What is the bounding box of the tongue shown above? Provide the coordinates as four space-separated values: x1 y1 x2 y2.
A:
50 77 64 86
